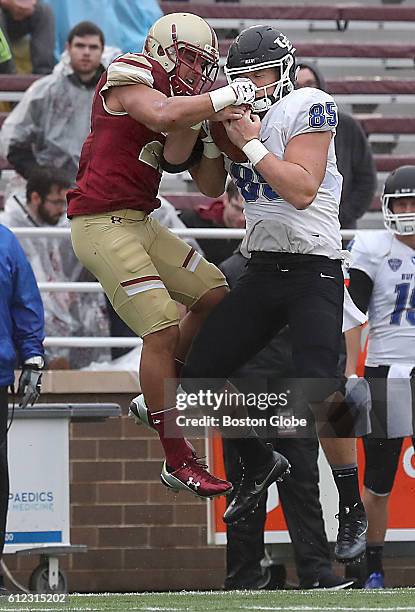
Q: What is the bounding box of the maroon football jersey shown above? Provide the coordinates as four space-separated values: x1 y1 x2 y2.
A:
67 54 170 217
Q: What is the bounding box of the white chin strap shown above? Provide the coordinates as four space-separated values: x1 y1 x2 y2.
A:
383 194 415 235
252 60 294 113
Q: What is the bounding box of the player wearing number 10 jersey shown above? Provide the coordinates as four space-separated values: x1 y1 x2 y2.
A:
182 25 368 560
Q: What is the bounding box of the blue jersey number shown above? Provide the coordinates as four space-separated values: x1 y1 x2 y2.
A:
309 101 337 129
390 282 415 326
230 162 280 203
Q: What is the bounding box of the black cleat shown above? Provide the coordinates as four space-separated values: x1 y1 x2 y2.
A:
334 503 368 563
223 450 290 524
300 572 355 590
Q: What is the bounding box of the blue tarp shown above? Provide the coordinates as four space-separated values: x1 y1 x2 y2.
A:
44 0 162 59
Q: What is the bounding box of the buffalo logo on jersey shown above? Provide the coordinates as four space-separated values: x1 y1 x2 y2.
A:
382 165 415 236
388 258 403 272
224 25 297 113
144 13 219 96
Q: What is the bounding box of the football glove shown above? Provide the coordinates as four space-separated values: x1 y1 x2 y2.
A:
209 78 256 112
18 356 44 409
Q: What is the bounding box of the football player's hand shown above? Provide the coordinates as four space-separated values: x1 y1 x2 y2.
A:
210 106 246 122
229 78 256 106
209 78 255 112
225 110 261 149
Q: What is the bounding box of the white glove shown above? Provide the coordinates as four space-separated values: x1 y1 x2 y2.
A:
209 78 256 112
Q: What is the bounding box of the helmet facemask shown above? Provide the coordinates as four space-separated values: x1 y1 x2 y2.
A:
383 193 415 236
145 21 219 96
168 28 219 96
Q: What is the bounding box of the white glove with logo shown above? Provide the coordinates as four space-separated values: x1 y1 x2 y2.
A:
209 78 256 112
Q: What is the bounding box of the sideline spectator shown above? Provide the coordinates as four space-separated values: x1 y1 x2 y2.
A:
0 20 105 183
0 223 44 593
0 0 55 74
0 167 109 368
296 63 377 230
180 180 244 266
44 0 161 60
0 23 11 65
221 250 354 591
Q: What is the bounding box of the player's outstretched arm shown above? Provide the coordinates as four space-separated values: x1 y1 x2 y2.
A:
106 79 255 133
225 112 331 210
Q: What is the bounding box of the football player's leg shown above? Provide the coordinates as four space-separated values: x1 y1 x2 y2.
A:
362 437 403 587
71 212 231 496
147 219 228 365
288 261 366 562
176 264 291 523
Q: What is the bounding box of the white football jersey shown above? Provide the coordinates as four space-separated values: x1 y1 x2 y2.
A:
350 230 415 366
226 87 343 259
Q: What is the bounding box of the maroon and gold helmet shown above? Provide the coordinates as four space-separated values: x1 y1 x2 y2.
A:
144 13 219 96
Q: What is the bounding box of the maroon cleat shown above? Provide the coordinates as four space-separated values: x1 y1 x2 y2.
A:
160 457 233 499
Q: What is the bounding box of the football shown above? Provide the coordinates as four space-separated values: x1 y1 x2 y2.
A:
208 121 247 163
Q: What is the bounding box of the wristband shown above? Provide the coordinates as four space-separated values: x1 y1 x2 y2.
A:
209 86 237 113
190 122 203 131
202 140 222 159
242 139 268 166
348 374 358 379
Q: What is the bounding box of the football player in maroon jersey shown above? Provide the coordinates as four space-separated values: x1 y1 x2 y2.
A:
68 13 256 499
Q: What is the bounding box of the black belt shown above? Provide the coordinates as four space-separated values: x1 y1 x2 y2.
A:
250 251 333 265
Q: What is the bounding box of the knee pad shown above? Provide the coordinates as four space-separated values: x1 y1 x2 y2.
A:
364 437 403 495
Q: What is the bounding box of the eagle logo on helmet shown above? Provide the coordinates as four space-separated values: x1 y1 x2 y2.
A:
144 13 219 96
224 25 297 113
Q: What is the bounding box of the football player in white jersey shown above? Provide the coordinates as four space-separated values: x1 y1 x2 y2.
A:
178 25 367 563
345 166 415 588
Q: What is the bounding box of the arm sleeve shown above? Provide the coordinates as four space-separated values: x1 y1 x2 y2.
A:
347 268 373 314
11 236 45 364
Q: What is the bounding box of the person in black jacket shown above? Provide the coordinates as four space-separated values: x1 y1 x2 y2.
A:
220 250 354 590
296 63 376 230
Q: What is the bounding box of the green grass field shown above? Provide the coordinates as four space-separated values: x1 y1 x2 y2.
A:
1 589 415 612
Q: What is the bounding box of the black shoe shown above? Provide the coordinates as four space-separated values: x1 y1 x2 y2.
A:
334 503 368 563
223 450 290 524
300 572 355 590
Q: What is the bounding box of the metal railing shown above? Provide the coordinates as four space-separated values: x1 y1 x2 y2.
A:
10 226 371 348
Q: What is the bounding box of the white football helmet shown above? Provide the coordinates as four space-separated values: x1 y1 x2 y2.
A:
144 13 219 96
382 165 415 235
